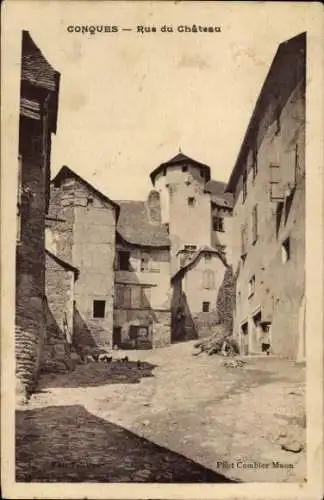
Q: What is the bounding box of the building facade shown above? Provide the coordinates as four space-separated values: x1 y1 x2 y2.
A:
16 31 60 400
226 32 306 360
113 196 171 348
47 166 119 350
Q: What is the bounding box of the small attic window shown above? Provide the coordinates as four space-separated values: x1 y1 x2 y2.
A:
86 196 94 207
200 168 205 178
188 197 196 207
162 167 167 176
182 165 188 172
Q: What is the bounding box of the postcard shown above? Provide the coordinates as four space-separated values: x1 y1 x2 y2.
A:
1 1 323 499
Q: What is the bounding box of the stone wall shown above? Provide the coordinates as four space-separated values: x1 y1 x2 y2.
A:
216 265 235 334
16 121 47 400
48 174 117 350
45 252 75 339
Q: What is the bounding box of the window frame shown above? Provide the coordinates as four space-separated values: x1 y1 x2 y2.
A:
93 300 106 318
252 204 258 244
213 215 225 233
202 301 210 313
118 251 131 271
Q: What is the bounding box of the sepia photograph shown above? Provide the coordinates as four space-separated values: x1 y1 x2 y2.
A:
1 1 323 499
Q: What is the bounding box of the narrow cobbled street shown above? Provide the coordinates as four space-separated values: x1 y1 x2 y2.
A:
16 342 306 483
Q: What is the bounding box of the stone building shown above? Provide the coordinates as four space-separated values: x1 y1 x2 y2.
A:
47 166 120 350
225 32 306 360
150 153 233 341
113 195 171 348
16 31 60 400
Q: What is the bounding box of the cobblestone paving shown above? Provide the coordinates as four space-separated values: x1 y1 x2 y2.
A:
16 342 306 483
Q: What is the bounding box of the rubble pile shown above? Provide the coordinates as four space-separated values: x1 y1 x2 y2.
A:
193 325 239 357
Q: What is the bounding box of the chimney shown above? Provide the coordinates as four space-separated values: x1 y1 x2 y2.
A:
147 189 162 225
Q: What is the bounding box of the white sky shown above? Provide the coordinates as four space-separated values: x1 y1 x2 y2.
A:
3 1 311 200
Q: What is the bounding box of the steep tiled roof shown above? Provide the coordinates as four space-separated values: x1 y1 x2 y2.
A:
116 200 170 248
205 180 233 208
150 152 211 185
21 31 59 92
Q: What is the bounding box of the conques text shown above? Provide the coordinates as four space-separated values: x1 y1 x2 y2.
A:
66 25 221 35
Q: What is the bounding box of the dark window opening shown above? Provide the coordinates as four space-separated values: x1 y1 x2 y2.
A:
118 251 130 271
162 167 167 176
202 301 210 313
93 300 105 318
200 168 205 178
213 216 224 232
282 237 290 263
241 223 248 257
86 196 94 207
182 165 188 172
188 197 195 207
252 205 258 244
248 275 255 298
276 202 284 239
284 189 295 224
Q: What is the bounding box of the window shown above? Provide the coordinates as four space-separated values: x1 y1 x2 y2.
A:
242 170 247 202
202 301 210 313
241 224 248 258
86 196 94 207
93 300 105 318
281 237 290 264
184 244 197 251
118 251 130 271
182 165 188 172
248 275 255 298
188 197 196 207
200 168 205 178
203 270 215 289
213 216 224 232
252 205 258 244
269 163 284 202
140 287 151 308
163 167 166 176
115 285 131 308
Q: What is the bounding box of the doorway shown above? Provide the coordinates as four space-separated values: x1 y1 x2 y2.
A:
113 327 121 348
252 311 262 354
240 322 249 355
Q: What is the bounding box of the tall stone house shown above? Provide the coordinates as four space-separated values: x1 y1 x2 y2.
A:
225 32 306 360
16 31 60 400
46 166 119 352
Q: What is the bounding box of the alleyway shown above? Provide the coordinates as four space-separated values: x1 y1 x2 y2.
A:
16 342 306 483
